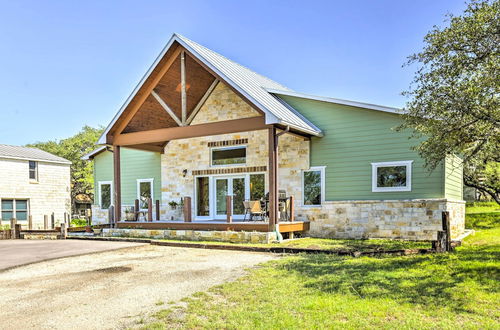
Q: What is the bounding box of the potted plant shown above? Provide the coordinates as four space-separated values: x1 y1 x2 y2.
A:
168 201 179 210
124 206 136 221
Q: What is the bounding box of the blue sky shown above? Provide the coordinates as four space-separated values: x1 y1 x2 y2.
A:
0 0 467 145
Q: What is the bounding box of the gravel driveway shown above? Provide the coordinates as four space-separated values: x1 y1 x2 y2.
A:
0 244 277 329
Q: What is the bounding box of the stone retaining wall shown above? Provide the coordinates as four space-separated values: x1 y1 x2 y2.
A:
102 228 277 244
297 199 465 240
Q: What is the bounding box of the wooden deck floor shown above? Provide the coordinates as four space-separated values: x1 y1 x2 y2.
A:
116 220 309 233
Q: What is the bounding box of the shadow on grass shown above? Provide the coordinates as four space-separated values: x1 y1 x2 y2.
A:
278 245 499 314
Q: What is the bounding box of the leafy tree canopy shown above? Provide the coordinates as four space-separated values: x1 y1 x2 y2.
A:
401 0 499 203
27 125 104 211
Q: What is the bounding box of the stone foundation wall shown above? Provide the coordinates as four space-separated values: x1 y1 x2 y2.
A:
297 199 465 240
102 228 277 244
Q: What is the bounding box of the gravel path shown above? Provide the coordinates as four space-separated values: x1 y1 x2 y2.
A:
0 245 277 329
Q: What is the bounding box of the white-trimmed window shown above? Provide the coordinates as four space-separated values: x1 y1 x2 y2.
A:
371 161 413 192
29 161 38 181
211 146 246 166
1 199 28 221
137 179 154 210
302 166 325 206
98 181 113 209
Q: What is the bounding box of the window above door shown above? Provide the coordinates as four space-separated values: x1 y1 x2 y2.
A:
211 146 246 166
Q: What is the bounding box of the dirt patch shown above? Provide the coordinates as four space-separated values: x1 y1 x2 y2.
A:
0 244 276 329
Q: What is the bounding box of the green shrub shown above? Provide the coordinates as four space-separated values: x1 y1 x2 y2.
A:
71 218 88 227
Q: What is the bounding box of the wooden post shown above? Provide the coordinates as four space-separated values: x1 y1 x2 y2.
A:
433 211 452 252
183 196 192 222
134 199 140 220
147 198 153 222
113 145 122 225
10 219 17 239
268 126 278 232
108 205 115 227
51 212 55 229
14 223 21 239
28 215 33 230
226 195 233 223
44 215 48 230
60 223 67 239
289 196 295 222
155 200 160 221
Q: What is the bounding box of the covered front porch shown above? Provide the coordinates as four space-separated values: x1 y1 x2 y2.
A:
98 35 321 237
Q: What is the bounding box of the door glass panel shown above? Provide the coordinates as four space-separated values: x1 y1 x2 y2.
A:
216 179 228 215
250 174 265 200
196 177 209 216
139 181 152 209
233 178 245 215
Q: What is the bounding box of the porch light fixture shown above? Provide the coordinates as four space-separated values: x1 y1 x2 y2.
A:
182 169 188 177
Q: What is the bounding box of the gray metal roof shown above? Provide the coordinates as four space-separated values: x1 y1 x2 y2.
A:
98 33 323 144
175 34 322 136
0 144 71 164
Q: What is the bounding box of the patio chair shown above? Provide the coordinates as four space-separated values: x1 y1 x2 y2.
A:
243 200 266 221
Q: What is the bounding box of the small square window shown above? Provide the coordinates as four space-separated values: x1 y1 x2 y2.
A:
211 146 246 166
29 161 38 180
371 161 413 192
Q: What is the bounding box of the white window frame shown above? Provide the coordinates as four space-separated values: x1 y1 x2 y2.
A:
0 198 30 221
29 160 38 181
210 146 247 167
137 178 154 210
302 166 326 207
371 160 413 192
98 181 113 210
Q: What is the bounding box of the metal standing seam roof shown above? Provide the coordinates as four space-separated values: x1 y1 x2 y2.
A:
0 144 71 164
97 33 323 144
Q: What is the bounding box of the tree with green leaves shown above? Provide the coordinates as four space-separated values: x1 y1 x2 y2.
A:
401 0 499 203
27 125 104 212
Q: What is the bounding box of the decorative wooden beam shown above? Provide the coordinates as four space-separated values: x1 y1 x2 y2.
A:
181 51 187 125
113 145 122 224
114 116 266 145
109 46 183 142
151 90 183 126
186 79 219 125
125 143 165 153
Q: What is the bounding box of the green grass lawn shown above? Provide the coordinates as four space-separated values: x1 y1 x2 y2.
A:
145 225 500 329
466 201 500 214
158 236 430 252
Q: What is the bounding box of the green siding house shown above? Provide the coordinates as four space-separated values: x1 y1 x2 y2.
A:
85 34 465 241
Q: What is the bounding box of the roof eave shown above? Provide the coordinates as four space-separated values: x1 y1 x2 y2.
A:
267 88 403 115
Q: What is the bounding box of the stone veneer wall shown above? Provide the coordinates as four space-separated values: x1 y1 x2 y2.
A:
298 199 465 240
102 228 277 244
160 81 309 220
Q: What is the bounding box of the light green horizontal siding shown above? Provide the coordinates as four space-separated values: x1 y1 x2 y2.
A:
280 95 445 200
444 155 463 200
93 148 161 206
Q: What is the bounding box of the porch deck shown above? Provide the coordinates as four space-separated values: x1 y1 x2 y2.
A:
116 220 309 233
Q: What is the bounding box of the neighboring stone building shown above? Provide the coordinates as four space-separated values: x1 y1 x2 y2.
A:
84 34 465 241
0 144 71 229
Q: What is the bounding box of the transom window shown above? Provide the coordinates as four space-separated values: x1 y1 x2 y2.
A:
98 181 113 209
29 161 38 180
137 179 154 209
371 161 413 192
302 167 325 206
1 199 28 221
211 146 246 166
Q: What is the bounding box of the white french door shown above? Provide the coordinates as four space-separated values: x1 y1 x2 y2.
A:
214 176 246 220
194 173 266 221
